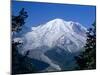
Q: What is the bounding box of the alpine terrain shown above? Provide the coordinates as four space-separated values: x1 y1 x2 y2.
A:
14 18 87 72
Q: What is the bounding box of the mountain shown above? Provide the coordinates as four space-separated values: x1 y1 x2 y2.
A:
15 18 87 72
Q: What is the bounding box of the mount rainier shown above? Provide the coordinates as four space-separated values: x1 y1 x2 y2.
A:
14 18 87 71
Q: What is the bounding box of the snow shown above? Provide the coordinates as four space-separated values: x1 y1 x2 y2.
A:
22 18 87 52
13 18 87 71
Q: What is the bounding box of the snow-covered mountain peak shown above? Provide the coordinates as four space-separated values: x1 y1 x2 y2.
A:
43 18 86 30
22 18 87 54
31 18 86 34
15 18 87 71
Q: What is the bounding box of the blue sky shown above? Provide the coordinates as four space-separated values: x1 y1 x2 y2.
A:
12 1 96 28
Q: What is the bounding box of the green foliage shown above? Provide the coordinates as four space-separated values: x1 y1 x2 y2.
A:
75 21 96 70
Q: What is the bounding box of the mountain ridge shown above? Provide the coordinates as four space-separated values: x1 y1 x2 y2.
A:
22 18 87 52
14 18 87 71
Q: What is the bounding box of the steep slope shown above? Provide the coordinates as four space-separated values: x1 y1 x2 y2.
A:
22 18 86 52
17 18 87 71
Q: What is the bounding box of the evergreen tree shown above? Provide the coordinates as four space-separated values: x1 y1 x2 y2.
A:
75 21 96 70
12 8 35 74
12 8 28 32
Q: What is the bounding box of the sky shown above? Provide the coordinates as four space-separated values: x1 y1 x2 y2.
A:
12 1 96 28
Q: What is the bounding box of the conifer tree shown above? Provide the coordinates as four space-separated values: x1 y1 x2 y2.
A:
12 8 35 74
75 21 96 70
